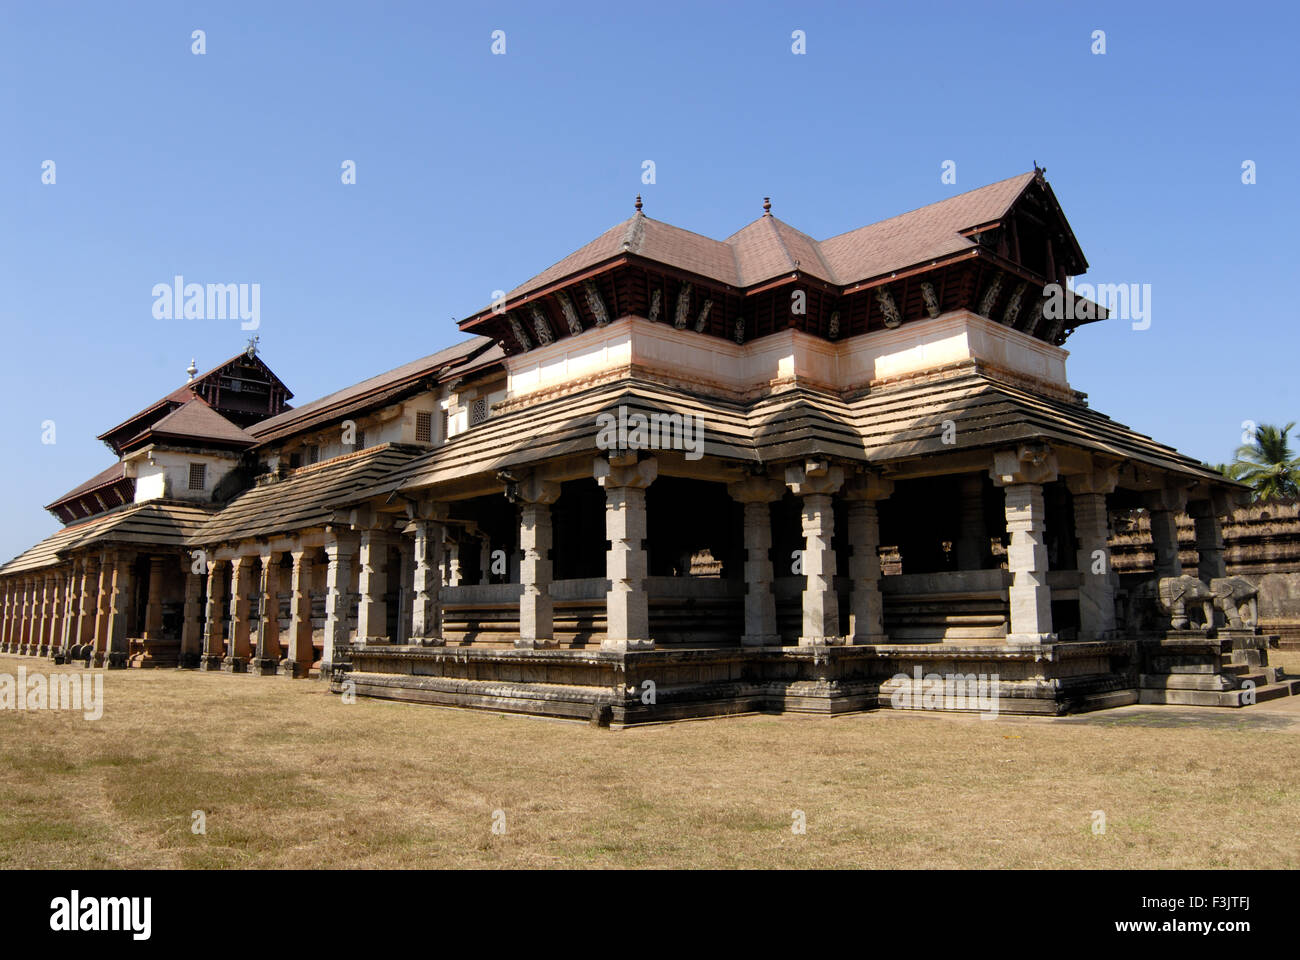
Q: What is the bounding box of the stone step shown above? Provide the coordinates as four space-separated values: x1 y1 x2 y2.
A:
1139 680 1297 707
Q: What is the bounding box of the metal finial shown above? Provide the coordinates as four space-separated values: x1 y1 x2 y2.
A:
245 335 259 359
186 358 198 382
763 197 771 215
634 194 643 213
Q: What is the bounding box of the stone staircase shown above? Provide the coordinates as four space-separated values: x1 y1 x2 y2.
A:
1139 630 1300 707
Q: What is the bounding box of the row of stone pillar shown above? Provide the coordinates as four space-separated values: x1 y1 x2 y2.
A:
0 551 137 666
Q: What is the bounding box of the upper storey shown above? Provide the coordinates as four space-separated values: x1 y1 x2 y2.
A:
458 170 1098 373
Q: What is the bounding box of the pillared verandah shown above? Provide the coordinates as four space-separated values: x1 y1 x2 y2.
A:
1 170 1292 725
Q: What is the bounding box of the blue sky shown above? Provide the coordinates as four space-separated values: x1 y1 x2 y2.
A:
1 0 1296 561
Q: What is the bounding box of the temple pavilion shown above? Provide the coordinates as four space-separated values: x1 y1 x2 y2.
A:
2 169 1291 724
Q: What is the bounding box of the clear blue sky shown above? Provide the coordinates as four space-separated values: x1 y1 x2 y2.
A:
2 0 1297 562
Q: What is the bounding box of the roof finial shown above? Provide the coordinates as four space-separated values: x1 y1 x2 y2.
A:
1033 161 1046 178
763 197 771 215
186 358 198 382
634 194 643 213
245 335 259 359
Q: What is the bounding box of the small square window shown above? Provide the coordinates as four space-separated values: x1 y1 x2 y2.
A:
416 411 433 443
188 463 207 491
471 397 489 425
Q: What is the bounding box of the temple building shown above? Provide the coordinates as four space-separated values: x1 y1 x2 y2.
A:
2 170 1294 724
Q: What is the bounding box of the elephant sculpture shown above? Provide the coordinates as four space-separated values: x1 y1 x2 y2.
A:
1210 576 1259 629
1155 575 1215 630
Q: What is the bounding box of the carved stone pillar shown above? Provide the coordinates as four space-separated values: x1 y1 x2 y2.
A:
0 581 11 653
1068 465 1119 642
445 539 462 587
77 557 99 660
322 531 359 678
179 565 204 668
104 551 133 668
56 563 78 660
1145 487 1188 580
22 577 39 654
280 548 316 678
142 555 166 642
991 445 1059 644
200 558 228 670
509 475 561 648
91 556 114 666
410 519 444 642
843 472 894 645
356 529 390 642
223 555 254 672
35 574 53 657
595 454 657 651
1189 494 1231 582
728 476 785 646
251 552 283 675
785 460 845 645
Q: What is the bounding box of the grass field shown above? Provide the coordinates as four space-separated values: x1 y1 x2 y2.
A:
1 652 1298 869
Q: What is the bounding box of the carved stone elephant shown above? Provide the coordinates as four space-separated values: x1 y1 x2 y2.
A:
1210 576 1259 629
1156 575 1215 630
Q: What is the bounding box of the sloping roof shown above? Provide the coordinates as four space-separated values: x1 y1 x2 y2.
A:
495 172 1040 308
248 338 495 444
187 443 425 545
818 173 1034 284
45 462 130 511
123 396 256 448
0 501 215 576
371 367 1227 500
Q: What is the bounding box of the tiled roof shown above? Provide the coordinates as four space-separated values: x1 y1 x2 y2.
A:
0 501 215 575
45 462 130 511
497 172 1039 306
248 338 495 444
187 443 425 545
125 396 256 448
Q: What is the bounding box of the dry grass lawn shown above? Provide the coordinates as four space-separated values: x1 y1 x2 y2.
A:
1 652 1297 869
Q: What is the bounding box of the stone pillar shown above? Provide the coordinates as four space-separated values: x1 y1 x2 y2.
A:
21 577 38 654
322 531 359 678
356 530 389 642
445 539 462 587
1145 487 1188 579
54 564 75 659
991 445 1059 644
395 541 412 644
104 551 133 668
92 557 114 666
1068 465 1120 642
40 573 58 658
1189 496 1229 582
223 555 254 672
251 552 283 675
479 536 492 584
843 472 894 645
510 476 561 648
143 555 166 641
595 454 657 651
280 548 317 677
0 581 11 653
77 557 99 660
785 460 846 645
728 476 785 646
410 519 444 642
200 558 228 670
179 566 204 668
35 575 53 657
955 474 990 570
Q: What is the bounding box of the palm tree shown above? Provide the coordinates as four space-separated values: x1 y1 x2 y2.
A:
1231 422 1300 501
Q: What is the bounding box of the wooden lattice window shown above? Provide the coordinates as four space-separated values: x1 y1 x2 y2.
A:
471 397 489 426
415 411 433 443
188 463 206 490
307 445 319 464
